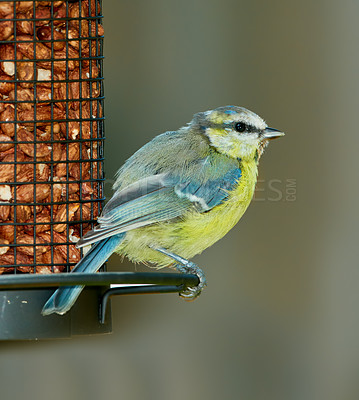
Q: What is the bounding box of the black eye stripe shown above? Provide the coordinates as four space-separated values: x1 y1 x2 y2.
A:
234 122 259 133
205 121 261 133
246 125 259 133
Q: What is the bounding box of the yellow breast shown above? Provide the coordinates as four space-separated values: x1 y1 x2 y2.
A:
118 159 258 268
173 158 258 257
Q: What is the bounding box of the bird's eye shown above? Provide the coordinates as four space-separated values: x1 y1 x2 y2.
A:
235 122 246 133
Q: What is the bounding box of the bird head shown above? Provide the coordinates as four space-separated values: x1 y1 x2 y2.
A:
191 106 284 161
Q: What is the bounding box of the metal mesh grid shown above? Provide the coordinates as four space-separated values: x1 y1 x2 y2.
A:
0 0 105 274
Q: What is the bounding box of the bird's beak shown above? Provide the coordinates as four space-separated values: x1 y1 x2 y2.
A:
262 127 285 140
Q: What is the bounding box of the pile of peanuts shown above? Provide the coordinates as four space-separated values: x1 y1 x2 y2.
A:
0 0 104 273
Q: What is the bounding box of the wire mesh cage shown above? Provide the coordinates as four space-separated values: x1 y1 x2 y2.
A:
0 0 109 339
0 0 105 275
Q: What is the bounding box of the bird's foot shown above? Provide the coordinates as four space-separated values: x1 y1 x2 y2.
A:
175 261 207 301
154 247 207 301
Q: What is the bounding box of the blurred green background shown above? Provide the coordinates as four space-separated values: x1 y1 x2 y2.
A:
1 0 359 399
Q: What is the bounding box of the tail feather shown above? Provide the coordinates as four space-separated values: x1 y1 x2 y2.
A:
41 234 124 316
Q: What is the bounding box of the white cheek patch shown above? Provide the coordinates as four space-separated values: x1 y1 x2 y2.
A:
206 128 260 158
239 139 261 158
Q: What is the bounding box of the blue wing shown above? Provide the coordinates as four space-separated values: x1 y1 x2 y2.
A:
174 168 241 211
77 163 241 248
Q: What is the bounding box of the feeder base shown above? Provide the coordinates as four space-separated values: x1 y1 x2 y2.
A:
0 286 112 340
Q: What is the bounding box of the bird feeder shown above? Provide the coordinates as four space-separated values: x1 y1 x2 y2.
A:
0 0 198 340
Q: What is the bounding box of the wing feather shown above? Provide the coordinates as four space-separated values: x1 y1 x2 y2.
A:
77 163 241 248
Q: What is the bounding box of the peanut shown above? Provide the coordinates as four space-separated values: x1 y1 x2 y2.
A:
16 183 51 203
0 133 14 152
11 205 32 222
54 203 80 232
0 73 15 95
0 206 10 221
37 25 66 51
0 238 10 256
0 3 13 19
17 233 49 256
16 14 33 36
18 127 52 158
0 17 14 41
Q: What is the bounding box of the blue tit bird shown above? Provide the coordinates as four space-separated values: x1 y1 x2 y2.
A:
42 105 284 316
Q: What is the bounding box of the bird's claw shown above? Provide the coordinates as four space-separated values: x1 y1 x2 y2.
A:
153 247 207 301
175 261 207 301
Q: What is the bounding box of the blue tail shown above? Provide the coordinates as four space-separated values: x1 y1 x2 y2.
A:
41 234 124 316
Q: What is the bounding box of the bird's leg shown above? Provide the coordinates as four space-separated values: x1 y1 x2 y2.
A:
154 247 207 301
